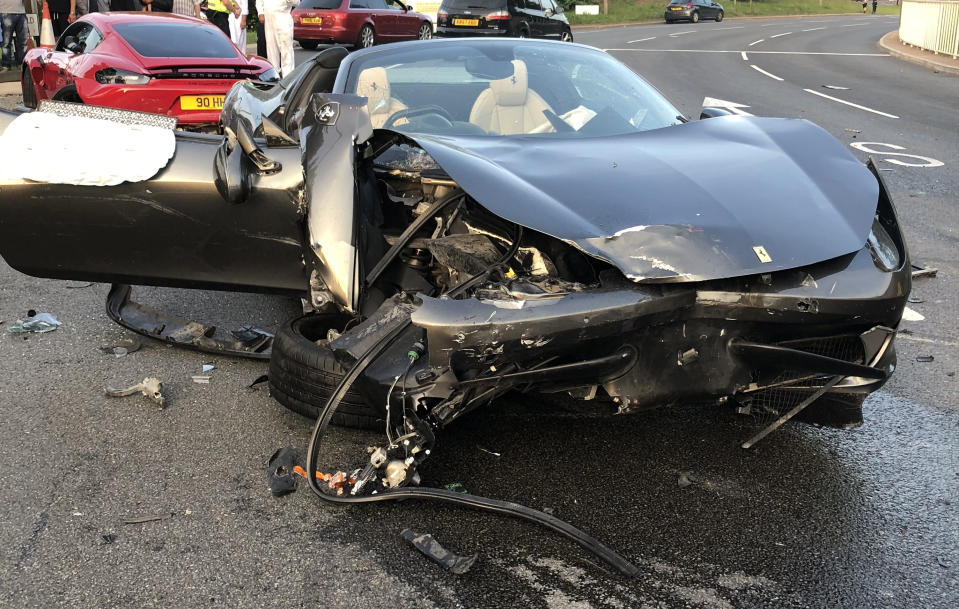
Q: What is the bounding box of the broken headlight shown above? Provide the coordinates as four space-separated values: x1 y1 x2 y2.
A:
866 216 900 272
95 68 151 86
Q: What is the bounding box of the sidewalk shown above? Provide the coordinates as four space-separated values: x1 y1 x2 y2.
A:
879 30 959 76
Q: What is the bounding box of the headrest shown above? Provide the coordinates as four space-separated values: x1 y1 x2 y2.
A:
488 60 528 107
356 67 392 115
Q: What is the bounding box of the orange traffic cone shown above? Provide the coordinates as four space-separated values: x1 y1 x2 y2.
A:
39 2 56 49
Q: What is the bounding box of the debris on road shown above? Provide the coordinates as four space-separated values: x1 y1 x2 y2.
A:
400 529 478 575
7 312 62 334
267 448 300 496
64 282 95 289
902 307 925 322
907 296 923 304
101 534 117 544
248 374 269 389
122 514 168 525
105 377 166 408
202 364 215 373
443 482 468 494
99 338 142 358
916 355 935 363
476 445 501 457
191 375 212 384
911 264 938 279
678 471 693 488
843 128 861 133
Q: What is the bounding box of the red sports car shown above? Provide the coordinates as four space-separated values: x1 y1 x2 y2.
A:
293 0 434 50
21 12 277 129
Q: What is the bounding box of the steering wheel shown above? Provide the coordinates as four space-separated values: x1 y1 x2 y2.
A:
382 105 455 130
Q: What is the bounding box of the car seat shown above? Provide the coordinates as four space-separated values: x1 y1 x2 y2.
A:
356 67 407 129
468 60 553 135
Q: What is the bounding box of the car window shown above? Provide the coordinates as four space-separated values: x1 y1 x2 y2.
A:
442 0 504 8
56 22 99 53
300 0 343 7
385 0 405 9
542 0 555 11
525 0 542 10
349 0 370 7
367 0 389 8
113 22 239 58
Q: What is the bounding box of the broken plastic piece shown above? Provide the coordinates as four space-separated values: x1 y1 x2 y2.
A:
916 355 934 363
443 482 468 494
677 472 693 488
202 364 215 373
7 312 61 334
843 128 861 133
105 377 165 408
911 265 938 279
99 338 142 358
122 514 167 525
248 374 269 388
191 375 212 384
267 448 300 496
400 529 478 574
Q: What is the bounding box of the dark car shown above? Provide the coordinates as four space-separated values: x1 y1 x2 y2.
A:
0 41 909 556
665 0 724 23
436 0 572 40
293 0 434 50
19 13 275 129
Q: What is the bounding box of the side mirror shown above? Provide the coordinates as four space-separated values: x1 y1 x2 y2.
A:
545 8 554 17
700 107 733 120
405 3 413 10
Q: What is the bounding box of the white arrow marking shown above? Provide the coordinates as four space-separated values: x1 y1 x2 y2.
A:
702 97 754 116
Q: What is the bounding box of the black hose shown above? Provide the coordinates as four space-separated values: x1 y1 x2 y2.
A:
304 223 639 577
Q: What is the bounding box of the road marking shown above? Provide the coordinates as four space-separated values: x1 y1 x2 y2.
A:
897 334 959 348
770 32 792 38
750 65 784 81
702 97 753 116
741 51 748 60
748 39 764 46
715 26 744 30
670 30 696 37
627 37 656 43
850 142 944 167
802 27 827 32
803 89 899 118
604 49 889 57
841 23 867 27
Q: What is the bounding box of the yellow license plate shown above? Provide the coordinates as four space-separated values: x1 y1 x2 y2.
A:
670 7 683 10
180 95 225 111
302 16 322 24
453 18 479 26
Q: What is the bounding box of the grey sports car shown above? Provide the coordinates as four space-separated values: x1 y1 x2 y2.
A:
0 39 909 490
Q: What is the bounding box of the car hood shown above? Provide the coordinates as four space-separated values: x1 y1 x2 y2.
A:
403 116 878 282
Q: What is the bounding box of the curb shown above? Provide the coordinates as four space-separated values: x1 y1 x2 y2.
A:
878 30 959 76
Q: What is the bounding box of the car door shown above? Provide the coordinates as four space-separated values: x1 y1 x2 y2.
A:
541 0 561 38
365 0 398 39
523 0 545 37
704 1 718 19
0 109 310 294
389 0 418 39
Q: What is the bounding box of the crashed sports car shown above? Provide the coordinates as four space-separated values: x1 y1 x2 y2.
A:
0 38 908 482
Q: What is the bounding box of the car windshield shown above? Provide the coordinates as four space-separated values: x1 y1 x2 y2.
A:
113 23 239 58
344 40 682 137
441 0 505 8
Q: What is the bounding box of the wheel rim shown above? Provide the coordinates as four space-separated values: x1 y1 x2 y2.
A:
692 12 698 22
561 31 572 42
419 24 431 39
717 11 723 21
361 27 374 47
519 30 528 38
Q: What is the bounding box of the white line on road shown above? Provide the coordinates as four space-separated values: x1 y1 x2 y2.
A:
802 27 827 32
627 37 656 43
714 26 744 30
670 30 696 37
770 32 792 38
897 334 959 348
803 88 900 119
748 39 765 46
841 23 867 27
604 49 889 57
741 51 748 60
751 64 784 81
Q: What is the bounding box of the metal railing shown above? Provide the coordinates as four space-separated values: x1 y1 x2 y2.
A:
900 0 959 59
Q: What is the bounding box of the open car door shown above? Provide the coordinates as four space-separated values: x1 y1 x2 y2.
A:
0 104 308 294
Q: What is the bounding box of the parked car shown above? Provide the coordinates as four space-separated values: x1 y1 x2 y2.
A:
435 0 573 40
0 39 908 501
293 0 434 50
665 0 724 23
19 12 276 130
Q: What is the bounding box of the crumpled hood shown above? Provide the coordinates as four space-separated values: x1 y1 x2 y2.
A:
404 116 878 282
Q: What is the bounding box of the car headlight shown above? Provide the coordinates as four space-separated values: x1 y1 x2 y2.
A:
866 216 900 271
256 67 280 83
95 68 151 85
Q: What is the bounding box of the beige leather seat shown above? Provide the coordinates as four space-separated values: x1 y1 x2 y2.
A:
468 60 553 135
356 67 407 129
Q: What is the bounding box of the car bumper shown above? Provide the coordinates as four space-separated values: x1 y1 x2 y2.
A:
665 9 694 19
293 24 352 44
79 80 240 126
435 26 511 38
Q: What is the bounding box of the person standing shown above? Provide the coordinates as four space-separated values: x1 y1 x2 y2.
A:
256 0 297 77
228 0 246 49
48 0 76 37
872 0 878 13
205 0 241 38
111 0 136 10
170 0 201 16
254 0 265 57
0 0 29 72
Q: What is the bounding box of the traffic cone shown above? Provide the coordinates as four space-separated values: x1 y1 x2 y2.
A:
39 2 56 49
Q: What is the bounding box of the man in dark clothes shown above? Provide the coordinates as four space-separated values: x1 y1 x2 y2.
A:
872 0 878 13
255 0 265 58
205 0 241 38
48 0 75 37
110 0 136 9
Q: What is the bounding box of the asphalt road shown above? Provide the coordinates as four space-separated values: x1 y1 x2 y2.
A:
2 15 958 609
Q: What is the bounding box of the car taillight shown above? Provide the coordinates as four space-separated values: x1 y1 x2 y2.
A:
95 68 150 85
437 11 448 24
486 10 509 20
328 11 345 24
686 3 693 7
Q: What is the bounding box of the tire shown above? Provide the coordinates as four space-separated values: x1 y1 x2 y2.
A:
52 85 82 103
715 10 723 22
691 11 699 23
298 39 319 50
357 24 375 49
417 22 432 40
518 27 529 38
560 29 573 42
268 313 385 430
21 66 37 109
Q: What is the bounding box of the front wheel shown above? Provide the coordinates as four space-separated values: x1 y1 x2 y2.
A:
691 11 699 23
418 22 432 40
517 28 529 38
357 24 375 49
21 67 37 109
715 10 723 22
560 29 573 42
